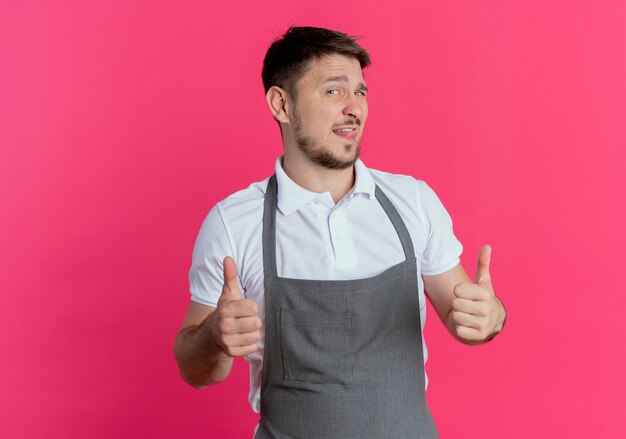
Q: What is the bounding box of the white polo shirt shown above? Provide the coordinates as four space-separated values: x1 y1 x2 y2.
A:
189 156 463 413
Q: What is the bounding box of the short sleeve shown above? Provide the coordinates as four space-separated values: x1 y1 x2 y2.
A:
417 181 463 275
188 204 235 307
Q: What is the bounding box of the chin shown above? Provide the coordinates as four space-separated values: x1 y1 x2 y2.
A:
338 145 361 166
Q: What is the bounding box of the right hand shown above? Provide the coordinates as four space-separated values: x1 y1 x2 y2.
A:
208 256 262 357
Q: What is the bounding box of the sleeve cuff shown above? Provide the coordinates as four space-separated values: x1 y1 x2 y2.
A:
421 257 460 276
190 293 218 308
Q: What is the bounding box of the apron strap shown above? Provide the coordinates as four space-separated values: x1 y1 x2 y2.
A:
374 184 416 260
262 174 279 280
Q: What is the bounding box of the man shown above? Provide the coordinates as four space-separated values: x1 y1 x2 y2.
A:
174 26 506 438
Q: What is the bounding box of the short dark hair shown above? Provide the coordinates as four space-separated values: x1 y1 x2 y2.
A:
262 26 371 98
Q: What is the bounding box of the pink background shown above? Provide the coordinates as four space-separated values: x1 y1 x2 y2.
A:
1 1 625 437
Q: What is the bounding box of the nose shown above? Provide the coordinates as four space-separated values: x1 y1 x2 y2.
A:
342 94 365 121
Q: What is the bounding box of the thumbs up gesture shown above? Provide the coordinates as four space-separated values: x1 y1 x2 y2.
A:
451 245 506 342
209 256 262 357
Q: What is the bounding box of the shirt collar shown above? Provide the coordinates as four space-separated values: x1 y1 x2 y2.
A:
273 155 376 216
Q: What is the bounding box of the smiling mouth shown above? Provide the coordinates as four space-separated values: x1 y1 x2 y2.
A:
332 127 358 140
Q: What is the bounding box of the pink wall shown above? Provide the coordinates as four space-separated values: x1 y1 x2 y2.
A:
1 1 625 437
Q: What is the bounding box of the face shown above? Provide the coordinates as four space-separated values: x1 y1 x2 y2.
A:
288 54 368 170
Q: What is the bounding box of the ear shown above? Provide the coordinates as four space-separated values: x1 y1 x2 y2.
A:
266 86 291 124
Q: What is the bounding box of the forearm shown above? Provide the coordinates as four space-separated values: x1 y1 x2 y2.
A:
174 313 233 388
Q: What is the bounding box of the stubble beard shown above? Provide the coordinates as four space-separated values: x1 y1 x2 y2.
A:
292 110 361 171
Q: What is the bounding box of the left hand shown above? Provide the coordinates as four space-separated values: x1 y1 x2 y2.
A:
451 245 506 342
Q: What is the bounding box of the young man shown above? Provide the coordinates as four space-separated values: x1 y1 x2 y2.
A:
174 26 506 438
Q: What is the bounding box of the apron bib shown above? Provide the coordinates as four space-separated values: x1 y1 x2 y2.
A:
254 174 438 439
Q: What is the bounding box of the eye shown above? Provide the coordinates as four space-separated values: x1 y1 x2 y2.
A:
355 89 367 97
327 89 340 95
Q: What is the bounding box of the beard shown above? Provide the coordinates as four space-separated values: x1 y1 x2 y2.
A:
292 110 362 170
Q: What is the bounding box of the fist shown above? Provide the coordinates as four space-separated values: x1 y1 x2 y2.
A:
209 256 262 357
451 245 506 342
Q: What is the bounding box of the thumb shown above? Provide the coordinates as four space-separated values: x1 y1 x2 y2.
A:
221 256 243 299
474 245 492 285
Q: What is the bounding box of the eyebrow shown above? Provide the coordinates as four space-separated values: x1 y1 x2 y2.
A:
321 75 368 92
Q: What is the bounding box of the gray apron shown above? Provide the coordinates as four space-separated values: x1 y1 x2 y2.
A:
254 175 438 439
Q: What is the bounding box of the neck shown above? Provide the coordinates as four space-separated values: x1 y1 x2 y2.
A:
281 152 356 204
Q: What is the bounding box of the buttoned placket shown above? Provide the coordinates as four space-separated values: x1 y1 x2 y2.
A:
321 193 358 272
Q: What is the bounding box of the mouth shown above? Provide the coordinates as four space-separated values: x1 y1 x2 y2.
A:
332 127 358 141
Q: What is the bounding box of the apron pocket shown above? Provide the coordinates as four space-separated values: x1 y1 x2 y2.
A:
280 308 355 385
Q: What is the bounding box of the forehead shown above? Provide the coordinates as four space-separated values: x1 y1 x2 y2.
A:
299 54 365 86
